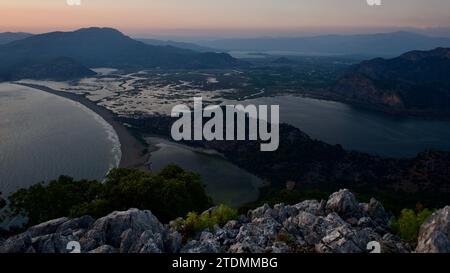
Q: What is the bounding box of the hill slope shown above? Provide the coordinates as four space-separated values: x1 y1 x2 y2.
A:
138 38 218 53
10 57 96 81
0 28 241 80
332 47 450 114
0 32 33 45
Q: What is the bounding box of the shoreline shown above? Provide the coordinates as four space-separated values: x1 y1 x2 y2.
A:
15 82 149 170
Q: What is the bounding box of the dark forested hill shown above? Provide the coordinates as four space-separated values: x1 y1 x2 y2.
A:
332 47 450 115
119 115 450 212
0 27 242 81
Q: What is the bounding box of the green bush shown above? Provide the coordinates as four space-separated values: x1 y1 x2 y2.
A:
391 207 434 242
6 165 213 226
173 204 238 237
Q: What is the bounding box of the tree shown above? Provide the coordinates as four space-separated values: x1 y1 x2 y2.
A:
8 177 103 226
7 165 213 226
98 166 213 222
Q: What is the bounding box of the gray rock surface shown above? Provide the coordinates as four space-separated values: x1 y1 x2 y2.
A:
416 206 450 253
1 190 445 253
326 189 362 219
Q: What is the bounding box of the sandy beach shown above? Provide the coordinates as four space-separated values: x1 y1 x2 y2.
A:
15 82 149 170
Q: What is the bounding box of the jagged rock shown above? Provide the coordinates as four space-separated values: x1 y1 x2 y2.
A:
229 242 259 253
248 204 276 220
269 241 291 253
223 220 240 230
31 233 78 253
0 190 439 253
0 232 32 253
164 231 182 253
293 200 326 216
380 233 411 253
27 217 69 237
315 225 363 253
119 228 139 253
130 230 164 253
357 217 376 228
90 245 117 253
416 206 450 253
316 225 381 253
367 198 389 227
272 203 299 222
233 216 282 252
80 209 165 251
56 215 94 234
326 189 361 219
181 232 221 253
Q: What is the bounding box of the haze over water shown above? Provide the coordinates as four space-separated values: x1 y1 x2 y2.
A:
0 83 121 196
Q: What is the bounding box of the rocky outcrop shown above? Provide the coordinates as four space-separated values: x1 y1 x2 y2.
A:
416 206 450 253
0 209 180 254
1 190 446 253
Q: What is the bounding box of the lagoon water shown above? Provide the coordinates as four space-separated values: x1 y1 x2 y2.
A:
0 83 121 196
146 137 264 207
145 95 450 206
3 82 450 208
232 95 450 158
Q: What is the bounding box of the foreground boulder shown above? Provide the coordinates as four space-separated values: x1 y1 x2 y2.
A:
0 209 181 253
416 206 450 253
0 189 444 253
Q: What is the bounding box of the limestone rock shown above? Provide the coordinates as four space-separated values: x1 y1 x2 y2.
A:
416 206 450 253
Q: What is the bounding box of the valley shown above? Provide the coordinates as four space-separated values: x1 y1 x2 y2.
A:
14 61 450 212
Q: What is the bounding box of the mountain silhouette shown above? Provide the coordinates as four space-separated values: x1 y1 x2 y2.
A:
0 27 242 80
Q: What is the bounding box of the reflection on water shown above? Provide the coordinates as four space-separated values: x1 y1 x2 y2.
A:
146 137 264 207
0 83 120 196
228 95 450 158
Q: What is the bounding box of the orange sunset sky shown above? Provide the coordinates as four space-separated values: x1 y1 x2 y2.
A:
1 0 450 37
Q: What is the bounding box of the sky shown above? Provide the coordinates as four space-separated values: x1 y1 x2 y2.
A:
1 0 450 38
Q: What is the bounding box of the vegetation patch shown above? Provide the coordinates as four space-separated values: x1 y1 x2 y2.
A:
5 165 213 227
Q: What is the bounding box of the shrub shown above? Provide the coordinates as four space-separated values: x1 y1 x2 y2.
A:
390 207 434 242
173 205 238 237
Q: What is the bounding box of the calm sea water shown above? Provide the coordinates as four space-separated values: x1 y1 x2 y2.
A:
0 83 121 196
230 95 450 158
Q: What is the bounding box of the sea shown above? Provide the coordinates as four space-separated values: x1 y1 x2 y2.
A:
0 83 121 196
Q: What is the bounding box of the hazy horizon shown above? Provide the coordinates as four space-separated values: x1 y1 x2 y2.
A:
1 0 450 39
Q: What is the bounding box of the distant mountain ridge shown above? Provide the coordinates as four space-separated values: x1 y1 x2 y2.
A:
0 27 242 81
332 47 450 114
137 38 218 53
198 32 450 57
0 32 33 45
